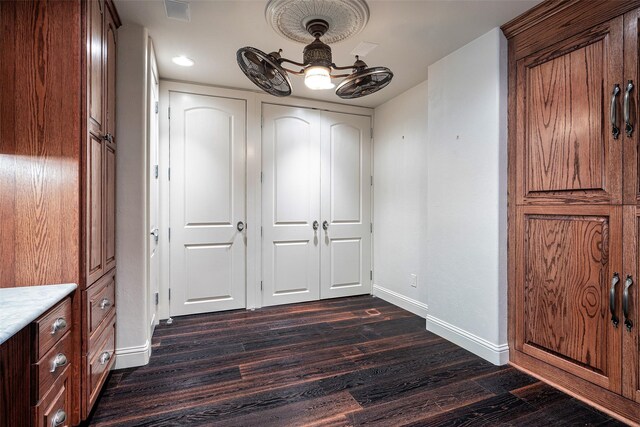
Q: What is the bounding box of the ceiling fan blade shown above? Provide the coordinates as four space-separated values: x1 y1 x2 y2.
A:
236 47 292 97
335 67 393 99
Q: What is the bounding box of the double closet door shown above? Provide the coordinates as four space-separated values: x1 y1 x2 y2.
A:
262 104 372 306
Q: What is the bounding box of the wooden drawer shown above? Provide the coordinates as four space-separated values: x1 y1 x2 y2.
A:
33 367 70 427
86 316 115 410
86 270 115 341
32 297 71 360
32 331 72 402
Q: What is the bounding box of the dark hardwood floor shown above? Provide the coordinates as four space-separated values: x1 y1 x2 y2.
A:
87 296 624 426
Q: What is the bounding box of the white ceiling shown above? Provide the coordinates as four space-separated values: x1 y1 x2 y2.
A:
115 0 540 108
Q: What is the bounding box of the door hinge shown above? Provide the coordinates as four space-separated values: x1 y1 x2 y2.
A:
370 223 373 233
168 227 171 242
155 101 159 114
370 127 373 138
261 116 264 128
370 175 373 186
154 165 159 179
168 107 171 119
261 226 263 237
260 281 263 291
260 172 263 183
168 288 171 300
168 168 171 180
155 292 159 305
370 270 373 280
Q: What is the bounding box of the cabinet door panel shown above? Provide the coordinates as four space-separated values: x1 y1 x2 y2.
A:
105 5 117 143
88 0 103 131
516 18 623 204
623 10 640 204
87 133 104 284
622 206 640 402
104 143 115 271
515 206 622 392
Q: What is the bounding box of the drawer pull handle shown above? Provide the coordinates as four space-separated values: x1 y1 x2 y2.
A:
50 353 68 373
100 298 112 310
51 409 66 427
51 318 67 335
100 351 111 365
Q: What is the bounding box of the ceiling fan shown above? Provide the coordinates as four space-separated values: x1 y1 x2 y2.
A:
236 0 393 99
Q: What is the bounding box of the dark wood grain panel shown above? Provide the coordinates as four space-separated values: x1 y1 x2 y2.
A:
0 329 30 427
623 9 640 204
85 296 621 427
0 0 81 289
88 0 103 132
87 132 104 284
519 207 622 391
515 17 623 205
526 41 604 193
104 144 115 271
622 206 640 403
502 0 640 60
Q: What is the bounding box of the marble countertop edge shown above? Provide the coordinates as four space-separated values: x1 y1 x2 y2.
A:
0 283 78 346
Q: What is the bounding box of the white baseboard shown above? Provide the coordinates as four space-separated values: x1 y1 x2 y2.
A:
373 284 428 318
115 339 151 369
426 315 509 366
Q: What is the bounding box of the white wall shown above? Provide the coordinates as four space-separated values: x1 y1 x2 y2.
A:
115 24 152 368
372 81 429 318
425 27 508 365
373 27 508 365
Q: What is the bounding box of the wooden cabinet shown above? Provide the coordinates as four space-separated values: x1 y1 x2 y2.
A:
0 0 120 424
32 297 74 427
504 1 640 423
81 0 120 420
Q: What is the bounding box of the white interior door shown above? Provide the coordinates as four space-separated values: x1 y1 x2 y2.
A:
149 65 160 328
169 92 246 316
262 104 321 306
320 112 372 298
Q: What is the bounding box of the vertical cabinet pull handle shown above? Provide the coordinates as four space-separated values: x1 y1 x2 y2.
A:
611 84 621 139
624 275 633 332
625 80 634 137
610 273 620 327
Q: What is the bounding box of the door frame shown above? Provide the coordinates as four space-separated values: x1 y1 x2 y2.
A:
158 80 373 318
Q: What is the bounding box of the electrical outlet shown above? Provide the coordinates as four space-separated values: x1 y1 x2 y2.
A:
410 274 417 288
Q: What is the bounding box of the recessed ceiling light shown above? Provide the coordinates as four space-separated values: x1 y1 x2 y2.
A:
172 56 194 67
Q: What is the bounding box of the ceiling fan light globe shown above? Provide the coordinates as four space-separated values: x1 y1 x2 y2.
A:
304 66 335 90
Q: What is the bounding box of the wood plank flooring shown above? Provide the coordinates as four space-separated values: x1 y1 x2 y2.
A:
87 296 624 426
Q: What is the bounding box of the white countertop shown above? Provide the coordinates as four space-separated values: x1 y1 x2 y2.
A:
0 284 77 345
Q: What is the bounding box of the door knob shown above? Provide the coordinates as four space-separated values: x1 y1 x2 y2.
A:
237 221 245 232
312 220 319 230
322 221 329 231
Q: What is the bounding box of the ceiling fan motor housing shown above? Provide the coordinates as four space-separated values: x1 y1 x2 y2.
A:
303 37 333 68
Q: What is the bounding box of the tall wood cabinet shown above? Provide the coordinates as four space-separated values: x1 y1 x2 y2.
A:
0 0 120 424
503 0 640 423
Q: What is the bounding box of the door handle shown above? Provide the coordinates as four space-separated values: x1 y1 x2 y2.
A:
611 84 621 139
150 228 159 243
237 221 245 232
625 80 634 137
322 221 329 231
624 275 633 332
312 220 319 230
610 273 620 327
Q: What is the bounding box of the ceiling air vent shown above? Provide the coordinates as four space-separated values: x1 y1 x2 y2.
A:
164 0 190 22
